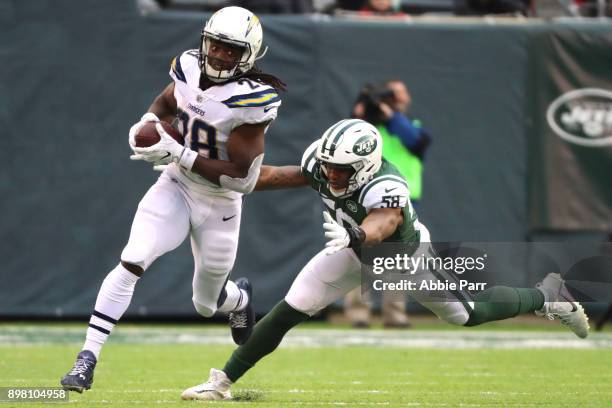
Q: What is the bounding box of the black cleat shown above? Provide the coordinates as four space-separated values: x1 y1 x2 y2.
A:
60 350 97 393
228 278 255 345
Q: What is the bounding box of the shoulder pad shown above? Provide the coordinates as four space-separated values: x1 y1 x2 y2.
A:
221 82 281 124
169 49 200 85
358 176 409 211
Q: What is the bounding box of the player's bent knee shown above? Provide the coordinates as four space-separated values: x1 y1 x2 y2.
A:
121 244 153 271
284 270 334 317
120 261 144 277
193 298 216 318
426 302 471 326
284 296 318 317
284 288 324 317
441 310 470 326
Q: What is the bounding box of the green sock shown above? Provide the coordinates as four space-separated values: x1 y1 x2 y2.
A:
223 300 309 382
465 286 545 327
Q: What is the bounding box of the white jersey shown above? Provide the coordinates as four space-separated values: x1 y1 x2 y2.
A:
167 49 281 196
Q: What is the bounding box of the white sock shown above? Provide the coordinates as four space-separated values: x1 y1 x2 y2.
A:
82 264 140 359
216 280 249 313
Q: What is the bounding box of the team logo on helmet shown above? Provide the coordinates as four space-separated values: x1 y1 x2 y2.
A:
546 88 612 147
353 136 378 156
245 15 260 36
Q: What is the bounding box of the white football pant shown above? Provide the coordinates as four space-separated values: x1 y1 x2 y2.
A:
120 166 241 317
285 222 473 325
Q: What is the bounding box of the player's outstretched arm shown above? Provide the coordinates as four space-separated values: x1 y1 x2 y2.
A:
255 165 309 190
323 208 403 254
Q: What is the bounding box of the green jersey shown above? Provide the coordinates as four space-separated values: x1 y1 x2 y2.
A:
300 141 420 244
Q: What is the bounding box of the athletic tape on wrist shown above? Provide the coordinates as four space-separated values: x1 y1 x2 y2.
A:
347 227 366 248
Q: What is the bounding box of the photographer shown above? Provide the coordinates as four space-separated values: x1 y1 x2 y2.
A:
352 80 431 207
344 80 432 328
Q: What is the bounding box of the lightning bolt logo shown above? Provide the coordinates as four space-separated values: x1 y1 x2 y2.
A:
245 15 259 36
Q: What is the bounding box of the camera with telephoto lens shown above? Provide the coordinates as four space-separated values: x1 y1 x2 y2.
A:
355 83 396 125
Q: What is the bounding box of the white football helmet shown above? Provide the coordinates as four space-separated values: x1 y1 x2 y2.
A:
315 119 383 197
199 6 266 82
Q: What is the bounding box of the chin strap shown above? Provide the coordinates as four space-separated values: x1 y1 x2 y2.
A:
254 46 268 61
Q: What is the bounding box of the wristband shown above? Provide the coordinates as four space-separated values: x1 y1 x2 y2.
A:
346 227 366 248
178 148 198 170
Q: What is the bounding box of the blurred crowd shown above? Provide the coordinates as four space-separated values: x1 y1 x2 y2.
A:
144 0 612 18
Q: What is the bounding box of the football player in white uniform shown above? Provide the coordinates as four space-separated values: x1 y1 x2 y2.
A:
180 119 590 401
61 6 284 393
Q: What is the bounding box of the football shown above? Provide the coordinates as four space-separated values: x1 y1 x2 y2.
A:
135 121 184 147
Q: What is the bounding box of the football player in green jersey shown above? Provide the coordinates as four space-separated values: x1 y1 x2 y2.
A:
180 119 590 401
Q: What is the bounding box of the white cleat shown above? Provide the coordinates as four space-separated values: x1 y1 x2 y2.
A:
181 368 233 401
535 273 589 338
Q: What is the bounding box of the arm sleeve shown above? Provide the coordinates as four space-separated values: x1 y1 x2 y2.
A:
386 112 422 149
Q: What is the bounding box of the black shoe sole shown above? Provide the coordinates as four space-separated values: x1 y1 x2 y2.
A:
61 383 91 393
61 375 93 393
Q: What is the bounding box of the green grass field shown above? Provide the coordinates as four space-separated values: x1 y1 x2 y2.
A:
1 322 612 407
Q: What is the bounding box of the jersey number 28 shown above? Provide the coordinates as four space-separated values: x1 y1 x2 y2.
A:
177 108 218 159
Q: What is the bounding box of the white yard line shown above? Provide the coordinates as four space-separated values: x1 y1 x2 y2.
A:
1 326 611 349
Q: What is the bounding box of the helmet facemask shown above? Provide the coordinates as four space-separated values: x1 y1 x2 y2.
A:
315 160 366 198
199 33 251 82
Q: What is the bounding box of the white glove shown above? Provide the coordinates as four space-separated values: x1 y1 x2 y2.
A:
128 112 159 151
323 212 350 255
132 123 198 171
